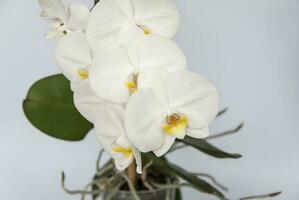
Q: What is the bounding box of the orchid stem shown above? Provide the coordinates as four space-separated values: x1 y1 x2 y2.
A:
127 162 137 187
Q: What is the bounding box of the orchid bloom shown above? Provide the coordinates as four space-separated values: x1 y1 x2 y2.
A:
54 31 92 85
125 71 220 156
39 0 90 39
89 34 187 103
39 0 92 85
73 78 141 173
86 0 179 48
94 104 142 173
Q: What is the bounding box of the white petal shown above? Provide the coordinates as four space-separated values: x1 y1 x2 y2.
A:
73 80 103 122
153 134 176 157
137 69 168 105
134 34 187 72
97 135 141 173
94 102 125 138
73 80 123 125
91 75 130 104
87 0 179 48
39 0 67 22
97 135 126 161
89 44 133 103
133 0 180 38
67 2 90 30
116 133 131 147
178 102 209 130
115 133 143 173
125 88 165 152
132 147 142 174
89 35 186 103
87 0 133 48
115 156 134 171
116 135 143 173
55 32 91 83
117 24 143 44
162 71 220 128
97 135 134 171
96 135 115 155
186 127 210 139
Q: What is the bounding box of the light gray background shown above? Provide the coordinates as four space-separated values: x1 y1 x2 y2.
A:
0 0 298 199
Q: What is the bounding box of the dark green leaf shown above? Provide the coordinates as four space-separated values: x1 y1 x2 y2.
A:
23 74 93 141
175 188 182 200
163 163 225 199
217 108 228 117
181 136 241 159
144 153 225 199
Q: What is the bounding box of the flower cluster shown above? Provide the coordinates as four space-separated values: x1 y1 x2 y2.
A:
39 0 219 174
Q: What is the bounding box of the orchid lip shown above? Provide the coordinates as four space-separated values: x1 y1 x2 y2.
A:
113 146 133 158
125 72 139 94
162 112 188 137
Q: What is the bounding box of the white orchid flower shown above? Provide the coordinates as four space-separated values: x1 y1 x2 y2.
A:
87 0 179 48
73 80 142 172
73 79 122 123
39 0 90 39
54 31 92 85
94 105 142 174
125 71 220 156
89 34 187 103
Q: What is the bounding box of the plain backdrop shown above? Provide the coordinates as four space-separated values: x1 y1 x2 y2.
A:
0 0 298 199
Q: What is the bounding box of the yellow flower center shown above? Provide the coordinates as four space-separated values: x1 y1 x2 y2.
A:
137 24 152 35
113 146 133 158
143 27 152 35
162 113 188 137
125 73 138 94
77 68 89 79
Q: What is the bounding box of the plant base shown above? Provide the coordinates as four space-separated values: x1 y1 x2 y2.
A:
101 187 176 200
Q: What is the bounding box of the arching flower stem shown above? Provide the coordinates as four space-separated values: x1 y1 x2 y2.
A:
127 162 137 187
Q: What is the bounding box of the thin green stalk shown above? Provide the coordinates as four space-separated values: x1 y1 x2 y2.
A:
141 160 154 191
96 163 114 176
80 179 102 200
61 172 102 196
106 180 125 200
150 181 195 190
96 149 105 171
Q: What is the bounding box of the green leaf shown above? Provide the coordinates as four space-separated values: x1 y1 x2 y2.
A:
23 74 93 141
144 153 225 199
163 163 225 199
239 191 282 200
181 136 241 159
175 188 182 200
